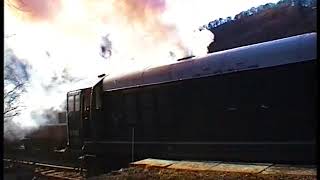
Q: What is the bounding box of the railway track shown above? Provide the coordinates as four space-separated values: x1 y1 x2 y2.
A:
4 158 87 180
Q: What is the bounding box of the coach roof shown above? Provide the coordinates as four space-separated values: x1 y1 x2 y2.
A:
102 32 316 92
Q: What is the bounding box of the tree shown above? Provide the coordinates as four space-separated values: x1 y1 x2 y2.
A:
310 0 317 7
234 13 242 20
250 7 258 14
4 2 30 121
4 48 30 122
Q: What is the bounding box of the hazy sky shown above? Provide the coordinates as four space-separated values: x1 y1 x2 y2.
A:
184 0 280 24
4 0 281 128
213 0 279 18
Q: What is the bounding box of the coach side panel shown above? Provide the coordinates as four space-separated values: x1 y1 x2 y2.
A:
91 60 316 163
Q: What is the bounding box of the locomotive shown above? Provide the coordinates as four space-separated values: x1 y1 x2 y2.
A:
66 33 317 170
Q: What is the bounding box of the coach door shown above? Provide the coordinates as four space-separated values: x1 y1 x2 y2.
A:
67 90 83 149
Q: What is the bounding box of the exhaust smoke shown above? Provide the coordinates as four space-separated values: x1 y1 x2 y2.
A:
4 0 215 140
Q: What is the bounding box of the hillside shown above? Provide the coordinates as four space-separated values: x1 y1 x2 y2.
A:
207 5 317 53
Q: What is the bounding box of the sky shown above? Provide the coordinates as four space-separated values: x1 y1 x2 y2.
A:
4 0 279 130
164 0 280 25
213 0 280 18
5 0 280 34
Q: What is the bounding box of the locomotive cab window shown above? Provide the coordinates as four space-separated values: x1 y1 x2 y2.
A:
75 94 80 111
68 96 74 112
94 85 102 110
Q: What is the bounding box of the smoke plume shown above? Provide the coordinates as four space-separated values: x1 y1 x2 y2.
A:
4 0 215 140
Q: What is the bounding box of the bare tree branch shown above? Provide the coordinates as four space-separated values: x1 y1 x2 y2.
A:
4 106 20 115
4 48 29 121
4 83 24 99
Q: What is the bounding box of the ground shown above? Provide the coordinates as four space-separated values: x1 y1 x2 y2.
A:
89 167 317 180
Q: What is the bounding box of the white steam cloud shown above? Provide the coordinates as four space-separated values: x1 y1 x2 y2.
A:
4 0 215 140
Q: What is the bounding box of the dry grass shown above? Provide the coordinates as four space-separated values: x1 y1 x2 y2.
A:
89 167 317 180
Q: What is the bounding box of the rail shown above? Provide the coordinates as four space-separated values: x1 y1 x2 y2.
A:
4 158 87 180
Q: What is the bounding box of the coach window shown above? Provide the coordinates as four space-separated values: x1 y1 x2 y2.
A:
75 94 80 111
94 86 102 110
68 96 74 112
156 88 171 126
139 90 155 139
124 93 137 126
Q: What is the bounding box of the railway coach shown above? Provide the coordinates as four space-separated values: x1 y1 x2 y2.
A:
23 123 67 152
66 33 317 169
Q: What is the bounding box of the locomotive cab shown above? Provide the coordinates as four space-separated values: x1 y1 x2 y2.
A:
66 87 92 150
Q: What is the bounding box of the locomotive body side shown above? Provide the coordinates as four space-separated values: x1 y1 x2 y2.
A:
80 33 317 168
